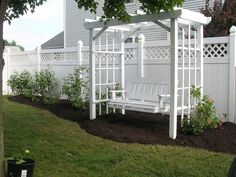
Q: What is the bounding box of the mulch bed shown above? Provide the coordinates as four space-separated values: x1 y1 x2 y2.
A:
8 95 236 154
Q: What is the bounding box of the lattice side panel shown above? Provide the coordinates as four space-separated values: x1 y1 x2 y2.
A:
95 53 121 61
178 49 195 60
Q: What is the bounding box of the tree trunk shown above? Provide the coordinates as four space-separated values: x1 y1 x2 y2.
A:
0 1 9 177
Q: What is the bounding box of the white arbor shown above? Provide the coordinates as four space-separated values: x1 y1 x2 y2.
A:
84 9 211 139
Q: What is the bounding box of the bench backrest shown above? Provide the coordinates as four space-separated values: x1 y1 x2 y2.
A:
126 82 169 102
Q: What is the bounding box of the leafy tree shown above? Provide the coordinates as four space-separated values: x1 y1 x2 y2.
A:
4 40 24 51
0 0 184 176
75 0 184 22
0 1 47 176
201 0 236 37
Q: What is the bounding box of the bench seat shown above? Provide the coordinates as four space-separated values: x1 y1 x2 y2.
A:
108 81 170 113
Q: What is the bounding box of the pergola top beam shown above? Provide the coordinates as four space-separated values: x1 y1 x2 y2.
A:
153 20 170 32
121 27 142 43
180 9 211 25
93 27 108 41
84 9 211 30
84 9 182 29
85 18 131 32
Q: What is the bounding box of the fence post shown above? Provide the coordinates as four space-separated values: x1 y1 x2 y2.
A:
77 40 83 67
137 34 145 78
229 26 236 123
37 46 41 72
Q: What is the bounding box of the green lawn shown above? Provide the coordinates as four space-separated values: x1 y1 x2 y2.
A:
4 97 234 177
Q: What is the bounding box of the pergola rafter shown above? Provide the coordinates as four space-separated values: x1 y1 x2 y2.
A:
84 9 211 139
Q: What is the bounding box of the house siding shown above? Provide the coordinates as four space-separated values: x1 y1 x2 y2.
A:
65 0 215 48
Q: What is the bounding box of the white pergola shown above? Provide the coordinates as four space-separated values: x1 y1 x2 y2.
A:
84 9 211 139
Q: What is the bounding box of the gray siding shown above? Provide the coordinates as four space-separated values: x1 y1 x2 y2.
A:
183 0 214 11
41 32 64 49
65 0 215 48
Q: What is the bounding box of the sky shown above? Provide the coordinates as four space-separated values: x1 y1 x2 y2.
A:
3 0 63 51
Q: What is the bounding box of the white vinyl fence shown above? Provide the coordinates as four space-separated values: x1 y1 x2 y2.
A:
3 28 236 123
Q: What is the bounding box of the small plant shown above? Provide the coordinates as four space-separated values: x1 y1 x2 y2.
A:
62 66 89 110
7 149 31 165
7 70 33 96
6 149 35 177
182 85 220 135
32 69 60 104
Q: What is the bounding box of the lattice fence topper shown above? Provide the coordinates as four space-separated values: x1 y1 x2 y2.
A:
41 52 77 63
145 46 171 60
10 52 37 63
144 46 196 60
125 48 137 60
65 52 78 62
82 51 89 61
204 42 228 58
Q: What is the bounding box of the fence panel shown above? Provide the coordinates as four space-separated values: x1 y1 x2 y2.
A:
3 36 232 119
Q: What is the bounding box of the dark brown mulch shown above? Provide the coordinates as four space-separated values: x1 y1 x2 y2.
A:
8 95 236 154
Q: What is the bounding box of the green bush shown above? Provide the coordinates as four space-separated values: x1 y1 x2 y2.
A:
62 67 89 110
7 70 33 96
182 86 220 135
32 69 60 104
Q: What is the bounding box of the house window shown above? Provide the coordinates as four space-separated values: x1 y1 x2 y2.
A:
125 37 134 43
125 0 135 5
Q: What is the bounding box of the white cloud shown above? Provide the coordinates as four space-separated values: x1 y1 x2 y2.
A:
3 0 63 50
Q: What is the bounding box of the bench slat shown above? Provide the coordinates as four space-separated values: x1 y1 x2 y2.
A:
109 81 170 113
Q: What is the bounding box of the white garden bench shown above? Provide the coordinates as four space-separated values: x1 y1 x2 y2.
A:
108 81 171 113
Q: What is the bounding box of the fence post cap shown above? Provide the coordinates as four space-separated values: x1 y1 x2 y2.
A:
77 40 83 46
137 34 145 42
37 45 41 50
230 26 236 33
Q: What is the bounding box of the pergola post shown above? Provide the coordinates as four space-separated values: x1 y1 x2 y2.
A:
169 18 178 139
120 31 125 115
89 29 96 120
137 34 145 78
198 26 204 97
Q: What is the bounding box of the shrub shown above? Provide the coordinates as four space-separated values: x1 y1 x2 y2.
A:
7 70 33 95
201 0 236 37
62 67 89 110
32 69 60 104
182 86 220 135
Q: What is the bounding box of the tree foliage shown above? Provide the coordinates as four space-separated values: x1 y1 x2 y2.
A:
4 0 47 23
4 40 24 51
74 0 184 22
201 0 236 37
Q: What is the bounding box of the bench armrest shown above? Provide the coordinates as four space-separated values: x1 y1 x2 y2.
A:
109 90 126 93
159 94 170 98
159 94 170 108
110 90 126 99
